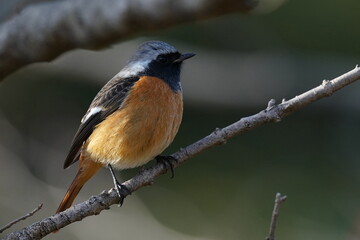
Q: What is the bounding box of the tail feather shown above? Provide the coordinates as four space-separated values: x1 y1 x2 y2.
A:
56 159 102 214
56 174 85 214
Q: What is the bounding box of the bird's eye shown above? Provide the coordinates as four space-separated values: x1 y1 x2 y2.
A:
157 56 169 64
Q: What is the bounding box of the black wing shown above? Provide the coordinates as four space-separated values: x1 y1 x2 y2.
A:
63 76 139 169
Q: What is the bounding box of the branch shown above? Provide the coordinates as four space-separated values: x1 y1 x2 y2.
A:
266 193 287 240
3 66 360 240
0 204 43 234
0 0 257 81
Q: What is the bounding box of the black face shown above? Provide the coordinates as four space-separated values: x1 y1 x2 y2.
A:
155 52 181 65
143 52 183 92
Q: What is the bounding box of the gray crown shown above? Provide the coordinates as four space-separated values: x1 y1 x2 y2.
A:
131 41 179 62
117 41 179 78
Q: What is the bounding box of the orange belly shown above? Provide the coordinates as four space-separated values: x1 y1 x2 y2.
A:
85 76 183 169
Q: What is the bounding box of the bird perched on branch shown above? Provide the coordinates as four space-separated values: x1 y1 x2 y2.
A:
56 41 195 214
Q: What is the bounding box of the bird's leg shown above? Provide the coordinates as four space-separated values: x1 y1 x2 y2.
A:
155 155 178 178
108 164 131 206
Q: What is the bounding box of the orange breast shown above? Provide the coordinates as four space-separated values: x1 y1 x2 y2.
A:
85 76 183 169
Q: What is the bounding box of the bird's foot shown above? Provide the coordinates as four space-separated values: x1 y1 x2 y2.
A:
155 155 178 178
108 164 131 206
114 182 131 207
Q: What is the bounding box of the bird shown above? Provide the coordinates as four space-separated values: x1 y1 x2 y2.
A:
55 41 195 214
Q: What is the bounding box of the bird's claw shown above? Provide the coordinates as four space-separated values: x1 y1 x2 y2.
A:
114 182 131 207
108 163 131 207
156 155 177 178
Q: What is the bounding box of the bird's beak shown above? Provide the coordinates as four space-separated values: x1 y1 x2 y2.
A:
173 52 196 63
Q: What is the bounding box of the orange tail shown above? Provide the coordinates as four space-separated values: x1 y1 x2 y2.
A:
56 159 103 214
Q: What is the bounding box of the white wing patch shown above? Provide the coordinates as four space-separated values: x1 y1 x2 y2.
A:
81 106 103 123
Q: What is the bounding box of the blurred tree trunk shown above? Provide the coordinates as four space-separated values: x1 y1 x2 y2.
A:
0 0 257 81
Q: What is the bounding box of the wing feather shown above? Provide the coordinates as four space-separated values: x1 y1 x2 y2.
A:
63 76 139 169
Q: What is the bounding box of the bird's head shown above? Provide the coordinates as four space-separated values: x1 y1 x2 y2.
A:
119 41 195 91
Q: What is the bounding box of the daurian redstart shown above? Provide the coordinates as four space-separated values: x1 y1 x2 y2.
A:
56 41 195 214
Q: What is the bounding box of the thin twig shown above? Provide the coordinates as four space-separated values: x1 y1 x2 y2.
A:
266 193 287 240
0 203 43 233
3 66 360 240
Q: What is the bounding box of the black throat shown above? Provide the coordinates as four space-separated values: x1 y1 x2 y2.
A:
141 54 183 92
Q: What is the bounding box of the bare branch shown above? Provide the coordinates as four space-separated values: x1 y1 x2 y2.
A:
0 204 43 234
0 0 257 81
2 66 360 239
266 193 287 240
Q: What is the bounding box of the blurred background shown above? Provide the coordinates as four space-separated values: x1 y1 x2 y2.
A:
1 0 360 239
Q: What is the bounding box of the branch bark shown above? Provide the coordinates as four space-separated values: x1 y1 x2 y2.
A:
0 0 257 81
2 66 360 239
